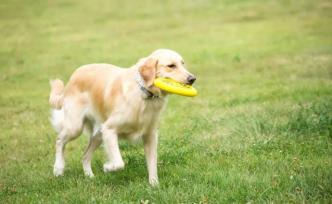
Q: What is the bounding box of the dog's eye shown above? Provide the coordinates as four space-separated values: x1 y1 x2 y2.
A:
167 64 176 68
181 61 184 65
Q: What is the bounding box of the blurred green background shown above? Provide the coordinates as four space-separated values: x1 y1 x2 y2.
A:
0 0 331 203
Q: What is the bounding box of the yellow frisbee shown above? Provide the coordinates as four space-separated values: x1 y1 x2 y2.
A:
153 78 198 97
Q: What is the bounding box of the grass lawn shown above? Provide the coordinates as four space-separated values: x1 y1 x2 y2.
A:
0 0 331 203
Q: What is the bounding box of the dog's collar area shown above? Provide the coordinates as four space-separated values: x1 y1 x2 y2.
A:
135 71 159 99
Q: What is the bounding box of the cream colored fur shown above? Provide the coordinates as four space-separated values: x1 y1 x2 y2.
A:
49 49 195 186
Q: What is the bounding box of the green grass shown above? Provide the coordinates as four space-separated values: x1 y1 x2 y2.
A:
1 0 331 203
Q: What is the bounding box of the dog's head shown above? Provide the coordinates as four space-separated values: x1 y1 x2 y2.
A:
138 49 196 88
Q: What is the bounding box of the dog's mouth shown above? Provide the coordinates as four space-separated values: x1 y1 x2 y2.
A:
161 77 189 86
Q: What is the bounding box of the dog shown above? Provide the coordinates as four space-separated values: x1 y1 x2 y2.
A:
49 49 196 186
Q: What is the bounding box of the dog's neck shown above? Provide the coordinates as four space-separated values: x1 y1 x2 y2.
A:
135 70 163 100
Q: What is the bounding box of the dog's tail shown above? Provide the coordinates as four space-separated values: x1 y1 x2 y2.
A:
49 79 65 133
49 79 64 109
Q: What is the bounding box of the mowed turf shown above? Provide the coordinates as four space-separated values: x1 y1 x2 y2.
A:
0 0 331 203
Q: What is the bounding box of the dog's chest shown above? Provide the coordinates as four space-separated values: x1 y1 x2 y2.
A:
112 99 165 139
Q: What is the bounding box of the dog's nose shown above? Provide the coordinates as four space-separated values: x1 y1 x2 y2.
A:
187 75 196 85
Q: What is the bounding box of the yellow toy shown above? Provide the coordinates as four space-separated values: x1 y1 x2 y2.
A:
154 78 197 97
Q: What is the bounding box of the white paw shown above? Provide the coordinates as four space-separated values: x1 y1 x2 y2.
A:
82 161 94 178
53 166 64 176
103 161 125 172
84 170 95 178
149 177 159 186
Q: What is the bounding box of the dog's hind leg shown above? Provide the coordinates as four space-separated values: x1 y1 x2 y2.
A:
53 129 69 176
53 97 85 176
82 127 102 177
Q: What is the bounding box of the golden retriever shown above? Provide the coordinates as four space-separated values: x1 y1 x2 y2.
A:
49 49 196 186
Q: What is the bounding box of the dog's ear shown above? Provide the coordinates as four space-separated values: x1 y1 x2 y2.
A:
138 57 158 87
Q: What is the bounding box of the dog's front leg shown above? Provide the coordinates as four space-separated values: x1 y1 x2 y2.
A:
101 126 125 172
143 131 159 186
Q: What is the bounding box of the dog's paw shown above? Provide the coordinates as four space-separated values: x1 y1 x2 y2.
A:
103 161 125 172
82 161 95 178
53 166 64 177
149 177 159 187
84 170 95 178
